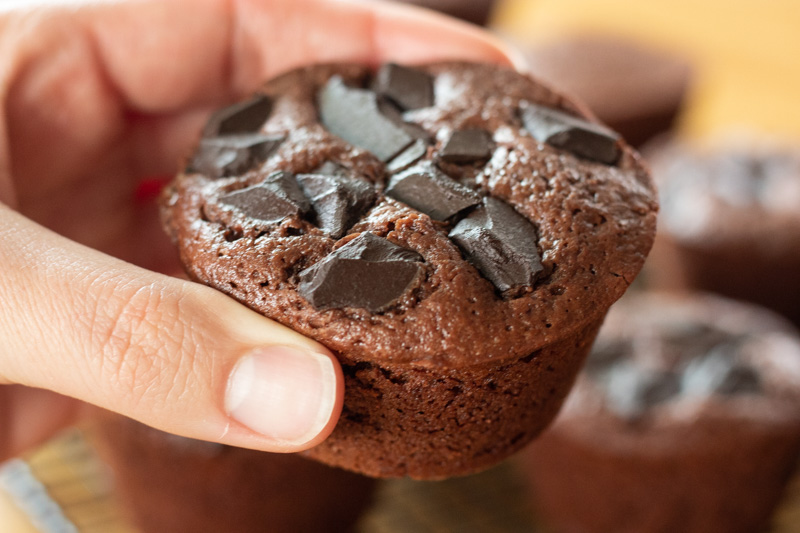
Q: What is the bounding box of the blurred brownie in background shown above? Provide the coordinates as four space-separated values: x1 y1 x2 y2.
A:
526 36 692 146
520 292 800 533
390 0 496 26
91 415 376 533
646 137 800 326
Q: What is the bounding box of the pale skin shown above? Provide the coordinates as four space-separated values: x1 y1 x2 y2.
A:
0 0 515 461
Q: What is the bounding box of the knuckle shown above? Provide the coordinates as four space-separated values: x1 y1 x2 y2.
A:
84 277 201 408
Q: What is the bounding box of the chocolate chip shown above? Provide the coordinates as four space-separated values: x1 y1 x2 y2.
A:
682 346 762 397
373 63 434 111
661 322 733 365
218 171 309 224
603 363 681 420
319 77 414 161
449 197 543 292
202 94 272 137
298 232 423 312
297 173 377 238
387 139 429 173
439 129 493 164
377 100 432 142
520 102 620 165
385 162 481 220
715 365 762 395
585 338 630 373
188 134 284 179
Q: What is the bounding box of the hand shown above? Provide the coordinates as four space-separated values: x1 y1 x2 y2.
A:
0 0 514 460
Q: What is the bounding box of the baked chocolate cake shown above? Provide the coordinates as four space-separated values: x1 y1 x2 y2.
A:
91 415 376 533
645 139 800 326
162 62 658 479
522 292 800 533
391 0 496 26
525 36 692 146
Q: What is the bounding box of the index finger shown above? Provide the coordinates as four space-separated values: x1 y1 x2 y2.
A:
0 0 518 193
83 0 517 113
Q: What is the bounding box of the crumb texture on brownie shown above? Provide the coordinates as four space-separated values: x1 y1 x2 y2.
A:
163 62 657 368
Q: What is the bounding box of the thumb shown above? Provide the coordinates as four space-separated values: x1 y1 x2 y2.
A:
0 205 343 452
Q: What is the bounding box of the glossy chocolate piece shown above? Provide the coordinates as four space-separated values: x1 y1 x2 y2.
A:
202 94 272 137
386 162 481 221
374 63 434 111
387 139 429 173
377 100 432 142
449 197 543 292
298 232 423 312
218 171 309 224
189 134 284 179
297 173 377 238
682 346 762 397
439 129 493 164
521 102 620 165
603 363 681 420
319 77 414 161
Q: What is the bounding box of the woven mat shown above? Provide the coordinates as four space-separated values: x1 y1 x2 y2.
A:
2 428 799 533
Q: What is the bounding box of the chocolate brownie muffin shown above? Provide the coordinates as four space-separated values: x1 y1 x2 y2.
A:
162 62 658 479
522 292 800 533
525 36 692 146
646 139 800 326
390 0 496 26
91 415 376 533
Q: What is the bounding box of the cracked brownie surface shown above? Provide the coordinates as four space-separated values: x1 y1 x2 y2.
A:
164 62 656 366
162 62 657 478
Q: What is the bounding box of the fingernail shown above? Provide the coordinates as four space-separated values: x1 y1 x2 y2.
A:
225 347 338 445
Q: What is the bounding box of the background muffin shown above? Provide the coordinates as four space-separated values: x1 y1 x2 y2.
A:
645 138 800 326
525 36 692 146
91 415 376 533
521 292 800 533
162 61 657 479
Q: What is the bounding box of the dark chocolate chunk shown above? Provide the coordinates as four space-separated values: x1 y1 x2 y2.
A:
387 139 428 173
449 197 543 292
377 100 432 142
520 102 620 165
385 162 481 220
585 338 630 373
603 363 681 420
661 322 734 365
218 171 309 224
297 173 377 238
373 63 434 111
682 346 762 397
661 321 726 347
202 94 272 137
189 134 284 179
439 129 493 164
319 77 414 161
298 232 423 312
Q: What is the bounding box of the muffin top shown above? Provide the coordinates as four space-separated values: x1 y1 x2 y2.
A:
162 62 657 368
648 139 800 252
556 292 800 448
